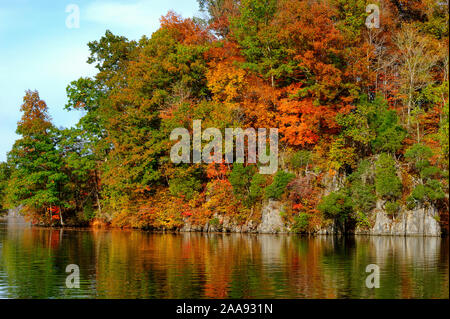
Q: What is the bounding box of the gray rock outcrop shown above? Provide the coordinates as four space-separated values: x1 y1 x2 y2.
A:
256 200 288 234
356 204 441 236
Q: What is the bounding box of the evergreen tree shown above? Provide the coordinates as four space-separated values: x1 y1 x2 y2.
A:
7 91 67 224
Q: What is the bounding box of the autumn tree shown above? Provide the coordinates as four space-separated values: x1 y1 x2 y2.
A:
198 0 240 37
101 13 212 211
7 91 68 224
394 23 440 128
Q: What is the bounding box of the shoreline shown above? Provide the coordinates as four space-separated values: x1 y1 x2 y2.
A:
3 220 446 238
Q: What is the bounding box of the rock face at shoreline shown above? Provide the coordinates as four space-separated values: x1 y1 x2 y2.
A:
180 199 288 234
9 196 443 237
355 205 441 236
312 203 442 237
179 199 443 236
256 200 288 234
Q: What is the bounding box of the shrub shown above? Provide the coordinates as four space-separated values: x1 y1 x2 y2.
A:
348 159 373 183
385 200 400 215
317 190 353 221
355 211 371 228
349 160 376 213
375 153 402 201
265 171 295 200
408 180 445 207
169 176 202 200
410 184 426 202
405 143 440 180
209 217 220 227
425 180 445 201
291 213 310 233
405 143 433 171
229 164 267 207
405 144 444 206
352 183 377 213
229 163 256 200
248 173 267 204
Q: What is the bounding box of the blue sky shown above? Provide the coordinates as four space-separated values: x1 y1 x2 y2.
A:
0 0 201 162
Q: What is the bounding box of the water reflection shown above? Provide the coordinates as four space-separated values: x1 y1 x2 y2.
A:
0 217 448 299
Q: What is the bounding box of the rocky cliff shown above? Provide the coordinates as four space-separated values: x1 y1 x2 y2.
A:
355 204 441 236
180 199 443 236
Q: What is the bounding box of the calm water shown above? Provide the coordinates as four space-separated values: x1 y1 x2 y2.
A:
0 216 448 299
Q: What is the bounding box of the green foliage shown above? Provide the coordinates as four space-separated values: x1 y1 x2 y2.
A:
334 95 405 171
6 92 69 218
420 1 449 39
405 143 444 207
65 77 108 157
7 130 68 211
289 150 312 171
348 160 377 214
209 217 220 227
57 127 101 212
65 77 104 113
229 163 256 198
231 0 295 84
409 184 426 203
408 180 445 205
336 96 377 147
291 213 310 233
0 162 11 212
333 0 367 39
169 174 203 200
348 158 372 182
369 96 406 154
385 200 400 215
229 164 267 207
248 173 267 204
405 143 433 171
439 100 449 164
82 198 96 221
355 211 371 228
318 190 353 222
265 171 295 200
337 95 406 155
375 153 402 201
329 137 356 171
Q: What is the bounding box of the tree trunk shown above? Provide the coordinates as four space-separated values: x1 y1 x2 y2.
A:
407 88 412 129
417 121 420 143
59 208 64 226
94 170 102 215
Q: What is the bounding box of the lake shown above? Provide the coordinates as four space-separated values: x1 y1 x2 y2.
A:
0 216 448 299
